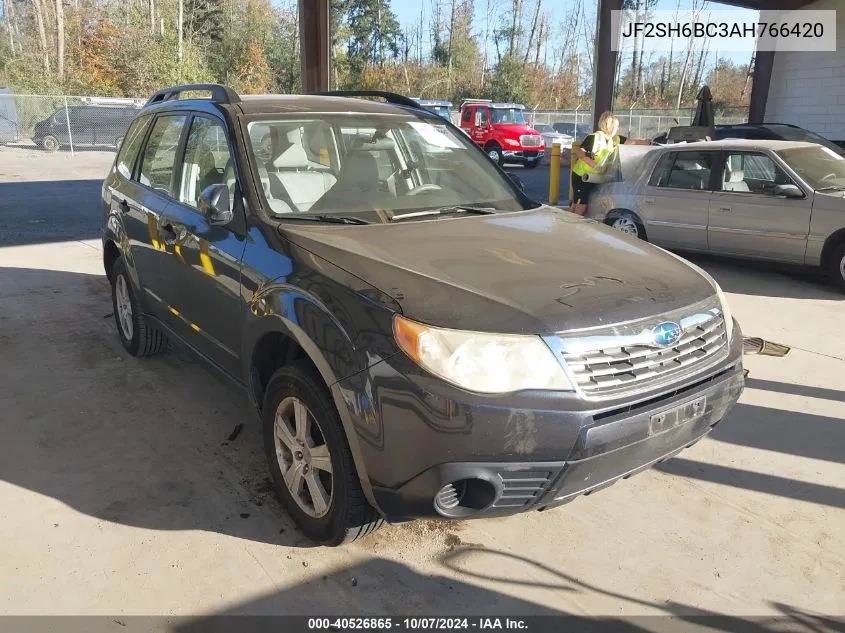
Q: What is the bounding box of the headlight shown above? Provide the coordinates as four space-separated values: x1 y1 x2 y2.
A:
503 138 519 147
394 315 573 394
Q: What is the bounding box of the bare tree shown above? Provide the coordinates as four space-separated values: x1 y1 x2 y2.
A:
3 0 16 56
522 0 540 67
55 0 65 81
31 0 50 72
447 0 456 78
149 0 155 36
508 0 521 57
663 0 682 100
177 0 184 79
480 0 496 87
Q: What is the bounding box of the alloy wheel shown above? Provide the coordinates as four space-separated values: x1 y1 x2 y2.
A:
488 149 499 162
115 274 134 341
612 216 639 237
273 396 333 518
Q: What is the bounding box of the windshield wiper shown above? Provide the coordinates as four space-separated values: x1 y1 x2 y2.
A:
275 214 370 225
816 185 845 192
390 206 498 222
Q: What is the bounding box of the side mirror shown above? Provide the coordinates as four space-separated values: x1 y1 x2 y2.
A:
509 173 526 192
773 183 803 198
198 183 233 225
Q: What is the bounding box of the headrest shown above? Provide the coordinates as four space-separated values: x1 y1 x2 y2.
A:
727 169 745 182
339 151 379 187
272 143 310 168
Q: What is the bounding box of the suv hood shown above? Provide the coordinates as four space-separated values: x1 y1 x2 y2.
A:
280 208 716 334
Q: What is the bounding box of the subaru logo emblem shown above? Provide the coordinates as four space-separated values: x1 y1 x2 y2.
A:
652 321 682 347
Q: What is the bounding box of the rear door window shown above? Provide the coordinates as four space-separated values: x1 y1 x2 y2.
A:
137 115 187 196
650 151 716 190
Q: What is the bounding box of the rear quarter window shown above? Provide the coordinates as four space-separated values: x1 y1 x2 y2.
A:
115 114 151 179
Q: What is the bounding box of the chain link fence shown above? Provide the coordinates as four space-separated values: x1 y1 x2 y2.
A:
0 93 146 155
1 93 750 155
527 106 749 140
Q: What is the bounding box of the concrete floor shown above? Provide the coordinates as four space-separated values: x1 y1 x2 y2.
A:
1 147 844 626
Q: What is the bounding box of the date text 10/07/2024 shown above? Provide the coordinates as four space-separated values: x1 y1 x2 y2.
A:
307 618 529 631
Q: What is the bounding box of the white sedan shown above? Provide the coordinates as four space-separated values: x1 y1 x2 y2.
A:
534 124 574 156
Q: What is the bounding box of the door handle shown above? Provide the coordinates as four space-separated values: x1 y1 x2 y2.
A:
719 206 731 212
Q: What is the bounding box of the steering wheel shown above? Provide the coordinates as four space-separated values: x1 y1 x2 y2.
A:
406 184 443 196
821 172 838 182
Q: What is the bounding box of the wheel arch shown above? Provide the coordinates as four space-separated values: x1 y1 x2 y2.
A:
820 228 845 269
605 208 648 240
241 303 383 515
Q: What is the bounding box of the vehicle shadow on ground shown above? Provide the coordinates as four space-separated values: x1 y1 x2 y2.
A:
170 553 845 631
680 252 841 301
434 547 845 632
0 266 316 548
0 179 103 246
1 267 841 551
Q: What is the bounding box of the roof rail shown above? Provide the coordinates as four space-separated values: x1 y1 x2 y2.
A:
310 90 423 111
145 84 241 106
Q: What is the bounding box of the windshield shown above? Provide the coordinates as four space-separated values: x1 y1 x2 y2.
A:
767 125 844 155
424 105 452 121
491 108 526 124
776 146 845 190
245 114 532 223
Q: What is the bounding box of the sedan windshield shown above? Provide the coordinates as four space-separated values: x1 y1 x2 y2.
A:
491 108 526 124
776 146 845 190
246 114 532 223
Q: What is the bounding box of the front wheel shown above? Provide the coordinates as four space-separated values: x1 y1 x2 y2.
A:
486 145 503 166
827 241 845 293
608 212 645 240
42 135 60 152
263 364 383 545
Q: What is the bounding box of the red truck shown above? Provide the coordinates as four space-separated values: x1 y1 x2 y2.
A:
459 99 545 168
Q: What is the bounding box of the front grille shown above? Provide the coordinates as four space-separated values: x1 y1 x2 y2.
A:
493 469 557 509
548 298 729 398
520 134 541 147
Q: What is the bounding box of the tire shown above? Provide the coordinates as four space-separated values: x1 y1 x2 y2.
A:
263 364 383 545
486 144 504 166
110 256 168 357
608 211 646 241
827 240 845 293
524 159 540 170
42 135 60 153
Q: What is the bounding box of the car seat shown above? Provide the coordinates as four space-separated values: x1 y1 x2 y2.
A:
723 168 750 192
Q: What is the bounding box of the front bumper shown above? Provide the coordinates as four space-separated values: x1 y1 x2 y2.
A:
503 149 544 162
338 323 744 522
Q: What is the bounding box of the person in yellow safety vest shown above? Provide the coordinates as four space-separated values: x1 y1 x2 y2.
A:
570 111 651 216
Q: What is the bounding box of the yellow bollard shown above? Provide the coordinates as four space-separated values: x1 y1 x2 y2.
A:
569 142 580 204
548 142 561 205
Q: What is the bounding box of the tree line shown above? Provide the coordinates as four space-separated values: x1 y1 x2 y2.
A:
0 0 751 111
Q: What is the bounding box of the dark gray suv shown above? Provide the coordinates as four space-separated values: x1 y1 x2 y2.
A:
101 84 745 545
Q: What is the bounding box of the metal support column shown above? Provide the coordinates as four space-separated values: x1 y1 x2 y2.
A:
299 0 331 93
591 0 622 130
748 50 775 124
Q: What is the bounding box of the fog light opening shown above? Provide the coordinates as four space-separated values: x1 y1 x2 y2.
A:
434 478 497 518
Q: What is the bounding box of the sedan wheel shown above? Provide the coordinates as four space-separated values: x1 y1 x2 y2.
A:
611 214 640 238
273 396 334 519
42 135 59 152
